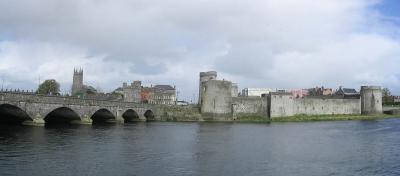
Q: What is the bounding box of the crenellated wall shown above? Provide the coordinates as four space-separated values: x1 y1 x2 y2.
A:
268 92 361 118
157 105 202 121
197 72 379 120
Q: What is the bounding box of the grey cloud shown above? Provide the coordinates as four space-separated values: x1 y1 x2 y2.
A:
129 61 167 75
0 0 399 99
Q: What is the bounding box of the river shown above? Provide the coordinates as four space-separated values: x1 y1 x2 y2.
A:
1 119 400 176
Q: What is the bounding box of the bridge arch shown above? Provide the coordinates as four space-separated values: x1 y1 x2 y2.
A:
44 107 81 124
91 108 116 124
144 110 155 121
0 104 32 124
122 109 140 123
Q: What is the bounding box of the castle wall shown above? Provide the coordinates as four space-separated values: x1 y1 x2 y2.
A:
156 105 202 121
269 93 361 118
231 97 268 119
268 93 295 117
200 80 232 117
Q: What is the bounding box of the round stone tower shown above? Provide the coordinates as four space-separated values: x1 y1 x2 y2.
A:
198 71 217 105
360 86 382 115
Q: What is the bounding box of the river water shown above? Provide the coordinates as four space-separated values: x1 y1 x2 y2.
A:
1 119 400 176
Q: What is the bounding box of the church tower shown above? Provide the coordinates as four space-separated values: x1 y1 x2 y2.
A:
71 68 83 96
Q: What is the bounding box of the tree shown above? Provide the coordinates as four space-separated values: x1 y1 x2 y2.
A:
382 87 393 105
36 79 60 95
382 87 391 97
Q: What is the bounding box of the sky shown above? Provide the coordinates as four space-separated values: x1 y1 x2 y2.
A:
0 0 399 101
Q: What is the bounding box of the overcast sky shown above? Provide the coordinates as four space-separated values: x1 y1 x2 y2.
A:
0 0 399 101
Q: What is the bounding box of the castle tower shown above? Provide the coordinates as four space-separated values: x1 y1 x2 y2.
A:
231 83 238 97
200 79 233 115
122 81 142 103
71 68 83 96
199 71 217 105
360 86 382 115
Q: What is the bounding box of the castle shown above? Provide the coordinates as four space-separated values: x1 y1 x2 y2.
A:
114 81 176 105
71 69 383 119
71 68 176 104
198 71 382 119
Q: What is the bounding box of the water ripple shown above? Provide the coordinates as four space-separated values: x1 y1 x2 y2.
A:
1 120 400 176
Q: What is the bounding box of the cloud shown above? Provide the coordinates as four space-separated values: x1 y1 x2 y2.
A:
0 0 399 99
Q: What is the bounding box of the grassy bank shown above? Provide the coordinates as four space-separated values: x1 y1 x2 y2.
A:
231 114 400 123
270 114 400 123
162 114 400 123
235 116 271 123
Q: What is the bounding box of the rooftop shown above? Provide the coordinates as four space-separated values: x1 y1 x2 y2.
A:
154 85 175 90
342 88 359 94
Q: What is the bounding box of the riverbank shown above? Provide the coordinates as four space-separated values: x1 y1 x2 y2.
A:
277 114 400 122
234 114 400 123
161 114 400 124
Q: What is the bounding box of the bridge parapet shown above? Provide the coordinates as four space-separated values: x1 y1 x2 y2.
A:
0 92 150 108
0 92 198 125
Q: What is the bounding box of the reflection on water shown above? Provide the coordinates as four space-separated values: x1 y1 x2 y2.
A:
1 119 400 176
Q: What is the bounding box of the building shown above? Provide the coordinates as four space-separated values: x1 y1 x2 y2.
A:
394 96 400 104
71 68 84 96
114 81 176 105
120 81 142 103
382 95 400 105
151 85 176 105
71 68 98 98
140 87 152 104
334 87 360 98
241 88 273 97
176 100 189 106
290 89 308 98
307 86 333 96
142 85 176 105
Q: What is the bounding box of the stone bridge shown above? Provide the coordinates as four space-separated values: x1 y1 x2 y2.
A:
0 92 163 125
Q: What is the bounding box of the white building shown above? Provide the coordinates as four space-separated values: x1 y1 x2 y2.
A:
394 96 400 103
241 88 274 97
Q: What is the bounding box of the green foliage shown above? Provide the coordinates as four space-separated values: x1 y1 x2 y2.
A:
235 115 270 123
36 79 60 95
85 86 97 94
271 114 399 122
382 88 394 105
111 91 123 96
382 87 391 97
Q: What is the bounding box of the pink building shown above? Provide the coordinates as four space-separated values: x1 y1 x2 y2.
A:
290 89 309 98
